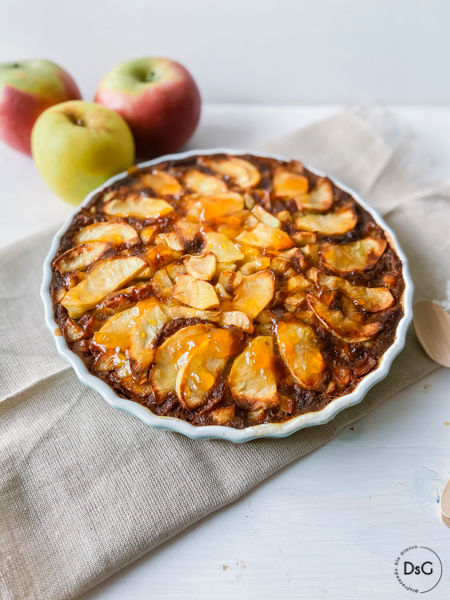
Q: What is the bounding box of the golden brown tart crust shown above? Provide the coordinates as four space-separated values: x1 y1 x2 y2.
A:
50 153 404 428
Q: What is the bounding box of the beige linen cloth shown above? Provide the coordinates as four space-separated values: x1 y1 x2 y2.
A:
1 108 449 600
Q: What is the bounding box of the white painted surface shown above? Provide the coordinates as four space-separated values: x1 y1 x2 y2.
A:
1 0 450 105
82 371 450 600
0 104 448 598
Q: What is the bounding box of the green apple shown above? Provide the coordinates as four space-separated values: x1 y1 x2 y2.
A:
31 100 134 204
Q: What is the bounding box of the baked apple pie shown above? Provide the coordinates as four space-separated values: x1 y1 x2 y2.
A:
50 153 405 428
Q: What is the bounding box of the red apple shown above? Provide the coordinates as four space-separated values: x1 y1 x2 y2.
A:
0 59 81 155
95 57 201 159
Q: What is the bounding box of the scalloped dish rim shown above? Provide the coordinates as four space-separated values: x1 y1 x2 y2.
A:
41 148 413 443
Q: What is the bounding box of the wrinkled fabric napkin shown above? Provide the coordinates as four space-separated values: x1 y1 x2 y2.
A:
1 108 448 600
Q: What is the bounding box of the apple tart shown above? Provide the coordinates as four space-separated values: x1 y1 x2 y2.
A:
50 153 405 429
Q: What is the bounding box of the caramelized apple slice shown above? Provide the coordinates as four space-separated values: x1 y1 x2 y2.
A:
210 405 236 425
322 238 387 273
236 223 294 251
61 256 146 319
150 324 212 398
251 205 281 228
53 242 109 272
92 305 140 353
183 170 227 194
205 232 244 262
201 156 261 188
295 179 333 211
167 304 221 322
128 299 168 369
306 178 333 211
317 274 394 312
186 192 244 220
159 221 201 252
139 170 182 195
275 320 324 389
228 336 278 410
240 256 271 275
292 231 317 246
74 221 138 245
233 270 275 318
151 267 174 298
221 310 254 333
284 292 307 313
65 317 89 343
140 225 158 243
104 195 173 219
165 262 186 282
273 168 309 198
286 273 311 293
173 274 220 309
295 207 357 235
175 328 237 409
307 294 383 342
94 282 153 317
184 253 216 280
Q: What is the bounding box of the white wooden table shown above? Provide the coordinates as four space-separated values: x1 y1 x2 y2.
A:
1 105 449 599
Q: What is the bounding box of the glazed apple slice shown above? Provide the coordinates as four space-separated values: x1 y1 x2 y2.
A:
140 225 159 243
295 179 334 212
53 242 109 272
158 221 200 251
139 170 182 195
175 328 237 409
201 156 261 188
295 206 357 235
92 304 141 353
228 336 279 410
251 205 281 228
74 221 138 245
273 168 309 198
183 169 228 194
317 274 394 312
221 310 254 333
322 237 387 273
150 267 174 298
240 256 271 275
233 270 275 318
236 222 294 251
185 192 244 220
173 274 220 309
103 194 174 219
166 262 187 282
275 320 324 390
128 298 169 369
150 324 212 399
94 282 153 317
210 405 236 425
61 256 146 319
286 273 311 293
205 232 244 262
166 304 221 322
184 253 216 280
307 294 383 342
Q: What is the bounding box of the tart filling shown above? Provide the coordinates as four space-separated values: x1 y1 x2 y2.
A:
50 153 404 429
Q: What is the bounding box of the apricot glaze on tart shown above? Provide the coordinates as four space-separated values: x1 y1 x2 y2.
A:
50 153 404 428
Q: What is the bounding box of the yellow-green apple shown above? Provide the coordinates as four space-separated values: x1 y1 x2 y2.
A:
95 57 201 159
31 100 134 205
0 59 81 155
